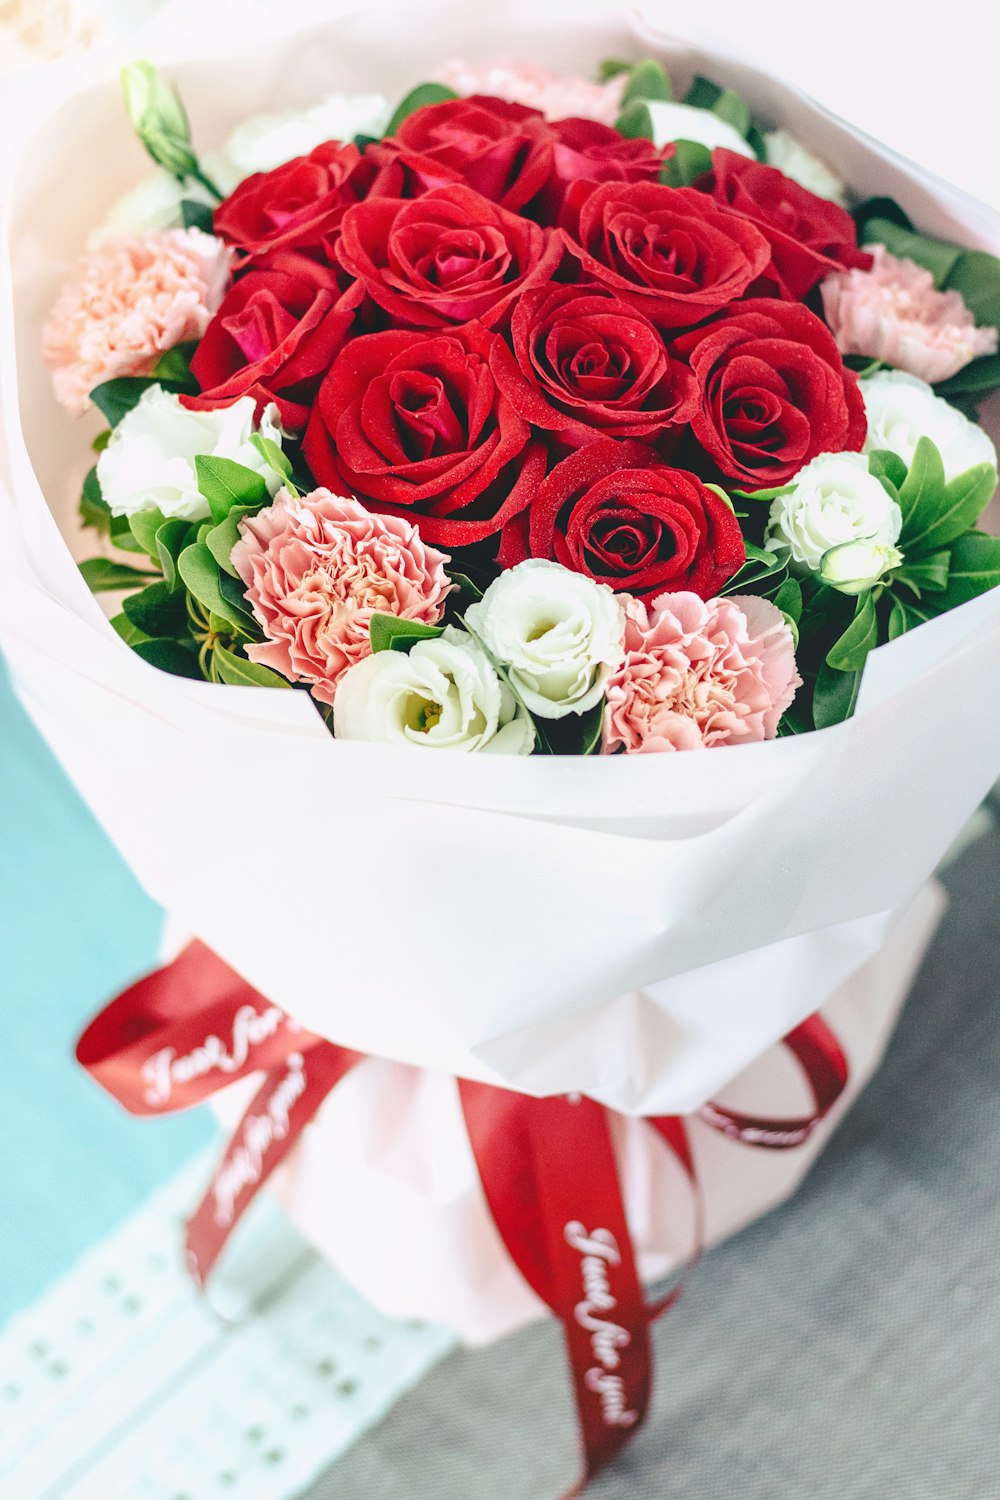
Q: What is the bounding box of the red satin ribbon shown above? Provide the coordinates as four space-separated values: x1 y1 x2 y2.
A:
77 941 851 1493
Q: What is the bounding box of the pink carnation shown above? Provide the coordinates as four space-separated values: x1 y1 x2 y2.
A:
821 244 998 384
603 592 800 755
437 58 626 125
232 489 453 703
43 228 232 416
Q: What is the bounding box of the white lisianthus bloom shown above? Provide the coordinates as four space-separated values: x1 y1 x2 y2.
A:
861 370 998 482
645 101 754 158
465 559 626 719
763 129 848 207
819 537 903 594
765 452 903 574
223 94 390 178
333 627 534 754
97 390 285 522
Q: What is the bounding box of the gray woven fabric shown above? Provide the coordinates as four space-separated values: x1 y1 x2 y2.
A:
302 821 1000 1500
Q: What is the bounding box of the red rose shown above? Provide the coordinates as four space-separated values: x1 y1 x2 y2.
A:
335 184 560 330
507 438 746 598
185 268 357 430
302 322 545 550
490 282 698 443
672 299 867 488
559 179 772 327
390 96 553 212
213 141 373 263
706 149 872 299
531 117 664 224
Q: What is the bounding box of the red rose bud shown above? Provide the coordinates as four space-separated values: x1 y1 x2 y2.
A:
335 183 561 330
390 95 554 212
302 321 546 549
185 268 358 431
515 438 746 598
213 141 374 264
706 149 873 300
673 298 867 489
491 282 698 443
559 178 772 327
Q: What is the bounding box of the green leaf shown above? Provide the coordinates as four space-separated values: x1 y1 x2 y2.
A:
906 461 997 555
944 249 1000 330
212 642 290 689
446 570 484 603
812 661 862 729
153 341 198 391
825 591 879 672
156 518 195 590
890 550 950 598
369 613 444 654
659 138 713 188
78 557 159 593
773 577 803 624
747 124 767 162
109 611 151 646
935 352 1000 399
385 82 458 137
92 428 111 454
867 448 908 492
684 75 721 110
217 569 260 632
719 545 787 599
887 596 934 640
80 466 111 533
205 506 253 577
853 196 914 240
181 198 214 233
248 432 294 488
90 376 158 427
730 481 795 503
615 100 655 140
195 455 270 523
621 58 672 105
929 530 1000 609
127 506 169 557
122 579 188 637
897 436 947 545
109 512 148 553
178 542 254 635
599 58 632 81
863 218 962 287
133 637 205 679
712 88 750 137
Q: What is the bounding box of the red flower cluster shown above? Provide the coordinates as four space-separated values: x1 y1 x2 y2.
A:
194 94 870 597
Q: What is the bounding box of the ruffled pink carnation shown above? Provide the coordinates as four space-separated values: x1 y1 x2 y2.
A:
437 58 626 125
821 244 998 384
603 592 801 755
43 228 232 416
232 489 453 703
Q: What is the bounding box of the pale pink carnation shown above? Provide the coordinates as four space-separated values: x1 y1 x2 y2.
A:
437 58 627 125
232 489 453 703
43 228 232 416
821 244 998 384
603 592 801 755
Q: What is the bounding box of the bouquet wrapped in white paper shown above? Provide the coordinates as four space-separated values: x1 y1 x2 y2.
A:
2 0 999 1359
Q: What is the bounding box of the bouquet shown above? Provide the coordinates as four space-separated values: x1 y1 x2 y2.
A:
3 1 1000 1487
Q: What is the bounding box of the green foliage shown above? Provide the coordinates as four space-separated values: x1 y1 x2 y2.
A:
132 638 204 678
79 466 111 534
599 58 632 81
385 82 458 137
122 579 188 637
621 58 672 105
78 558 158 592
194 455 270 523
369 613 444 654
90 376 160 427
615 100 655 140
683 74 753 140
178 542 256 636
812 661 862 729
660 139 713 188
181 198 214 233
825 590 879 672
152 342 199 391
211 643 290 688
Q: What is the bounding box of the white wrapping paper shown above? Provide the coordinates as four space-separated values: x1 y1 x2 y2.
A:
0 1 997 1338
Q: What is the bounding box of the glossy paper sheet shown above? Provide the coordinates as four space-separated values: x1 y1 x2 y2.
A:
2 0 999 1121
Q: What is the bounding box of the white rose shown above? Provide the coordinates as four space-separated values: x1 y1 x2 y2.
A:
333 627 534 754
222 94 390 179
464 559 625 719
645 101 754 158
97 389 286 522
861 369 998 482
762 129 848 207
765 452 903 573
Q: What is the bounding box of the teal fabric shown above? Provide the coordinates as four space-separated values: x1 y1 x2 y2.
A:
0 657 212 1325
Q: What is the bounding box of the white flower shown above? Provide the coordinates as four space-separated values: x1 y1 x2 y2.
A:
645 101 754 158
861 370 998 482
333 627 534 754
90 152 231 246
819 538 903 594
97 390 286 522
464 559 625 720
765 452 902 574
763 129 848 207
222 94 390 178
